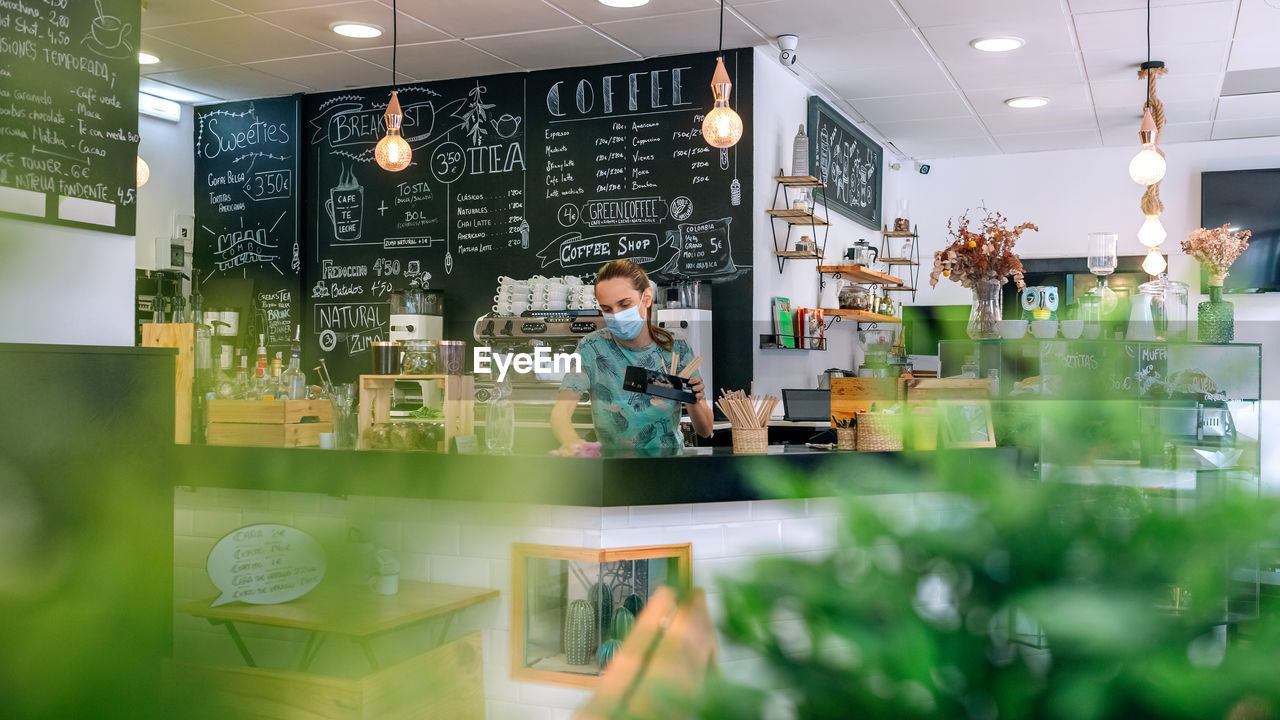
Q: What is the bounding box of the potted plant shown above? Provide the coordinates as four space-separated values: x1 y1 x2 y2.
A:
930 209 1037 339
1180 224 1251 343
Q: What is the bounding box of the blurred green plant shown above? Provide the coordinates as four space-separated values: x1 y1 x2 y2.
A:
697 452 1280 720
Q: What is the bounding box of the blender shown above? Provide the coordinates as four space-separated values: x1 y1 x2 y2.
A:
857 328 895 378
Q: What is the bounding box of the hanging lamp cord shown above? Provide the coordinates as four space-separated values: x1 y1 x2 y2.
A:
718 0 724 55
1138 0 1168 217
392 0 398 91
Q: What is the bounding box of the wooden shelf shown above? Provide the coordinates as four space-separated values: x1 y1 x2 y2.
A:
882 230 918 238
767 208 830 226
773 175 826 188
818 265 904 286
879 257 919 266
772 250 824 260
822 308 902 324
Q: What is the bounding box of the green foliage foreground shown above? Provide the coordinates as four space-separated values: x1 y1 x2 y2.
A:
698 457 1280 720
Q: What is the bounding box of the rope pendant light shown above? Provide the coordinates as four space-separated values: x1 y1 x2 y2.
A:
1130 0 1169 275
702 0 743 148
375 0 411 172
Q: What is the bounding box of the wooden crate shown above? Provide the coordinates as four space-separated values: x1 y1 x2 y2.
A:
163 632 484 720
142 323 194 444
206 399 334 448
358 375 474 452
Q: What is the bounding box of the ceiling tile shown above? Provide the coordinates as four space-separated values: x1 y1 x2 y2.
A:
1223 68 1280 97
921 17 1077 63
1072 2 1235 53
1096 100 1215 129
827 64 955 99
548 0 719 25
981 106 1097 134
1089 72 1223 108
876 115 987 141
594 10 761 58
217 0 350 12
468 27 639 70
1214 92 1280 121
257 2 450 49
965 84 1094 115
148 15 337 64
849 92 973 124
1082 42 1227 85
399 0 576 38
899 0 1065 27
800 30 936 71
1211 117 1280 140
140 78 222 105
1227 0 1280 71
352 40 520 80
147 65 309 101
947 52 1084 91
733 0 907 40
995 129 1101 154
894 135 1000 158
247 53 398 92
138 34 229 73
141 0 241 29
1068 0 1223 12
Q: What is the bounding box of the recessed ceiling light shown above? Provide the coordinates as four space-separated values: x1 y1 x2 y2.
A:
138 52 160 65
598 0 651 7
331 22 383 39
970 36 1024 53
1005 96 1049 109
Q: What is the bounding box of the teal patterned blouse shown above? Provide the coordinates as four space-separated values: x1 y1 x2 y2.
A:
560 329 698 454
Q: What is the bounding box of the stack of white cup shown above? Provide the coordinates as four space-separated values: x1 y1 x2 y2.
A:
493 277 531 315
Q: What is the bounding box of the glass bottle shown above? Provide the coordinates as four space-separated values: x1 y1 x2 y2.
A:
253 334 270 399
485 374 515 455
233 354 251 399
280 327 308 401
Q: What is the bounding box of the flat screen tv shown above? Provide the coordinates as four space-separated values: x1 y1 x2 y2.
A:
1200 169 1280 293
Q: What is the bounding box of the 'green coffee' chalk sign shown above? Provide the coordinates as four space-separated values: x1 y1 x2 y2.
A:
207 524 326 607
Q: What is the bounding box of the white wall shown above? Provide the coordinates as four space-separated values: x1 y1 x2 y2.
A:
751 47 906 399
136 112 196 277
898 137 1280 488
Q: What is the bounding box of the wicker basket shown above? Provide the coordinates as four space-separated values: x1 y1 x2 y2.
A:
731 427 768 454
836 427 856 450
856 413 903 452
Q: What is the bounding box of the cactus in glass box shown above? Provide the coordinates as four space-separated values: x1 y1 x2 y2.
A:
587 582 613 644
563 599 596 666
611 606 635 641
597 638 621 670
623 592 645 617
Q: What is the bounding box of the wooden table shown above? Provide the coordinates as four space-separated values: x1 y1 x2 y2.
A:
178 581 498 672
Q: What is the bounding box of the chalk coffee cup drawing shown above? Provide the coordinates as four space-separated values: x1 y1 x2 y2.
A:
326 187 364 242
92 15 131 50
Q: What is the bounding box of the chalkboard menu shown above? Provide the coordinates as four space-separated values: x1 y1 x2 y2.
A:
301 50 753 386
807 96 881 230
193 96 302 354
0 0 140 235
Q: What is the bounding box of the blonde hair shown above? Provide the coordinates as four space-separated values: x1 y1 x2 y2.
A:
595 259 674 353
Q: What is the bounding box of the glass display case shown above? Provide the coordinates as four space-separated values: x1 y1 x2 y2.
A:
511 543 692 688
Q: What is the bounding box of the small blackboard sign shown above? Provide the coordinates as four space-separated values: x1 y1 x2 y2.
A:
0 0 141 234
807 96 882 230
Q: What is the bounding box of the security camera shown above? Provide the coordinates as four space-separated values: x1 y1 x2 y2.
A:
915 161 931 175
777 35 799 66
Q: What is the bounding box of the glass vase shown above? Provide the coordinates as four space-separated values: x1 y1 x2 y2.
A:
967 279 1003 339
1198 285 1234 343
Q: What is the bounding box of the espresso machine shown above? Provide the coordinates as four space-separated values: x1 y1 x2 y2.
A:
655 279 713 395
389 279 444 344
472 311 604 423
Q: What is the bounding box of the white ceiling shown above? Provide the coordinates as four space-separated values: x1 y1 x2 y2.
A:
138 0 1280 159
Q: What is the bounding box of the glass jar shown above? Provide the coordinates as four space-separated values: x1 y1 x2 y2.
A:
1138 276 1189 341
401 339 439 374
838 283 870 311
966 278 1003 339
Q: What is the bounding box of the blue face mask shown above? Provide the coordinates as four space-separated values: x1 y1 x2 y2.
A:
605 305 646 341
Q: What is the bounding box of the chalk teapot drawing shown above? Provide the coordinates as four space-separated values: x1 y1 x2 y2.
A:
491 114 522 138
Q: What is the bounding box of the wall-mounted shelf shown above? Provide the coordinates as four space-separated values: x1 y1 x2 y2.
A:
766 208 830 226
879 225 921 302
819 265 904 286
885 286 917 292
882 230 917 238
773 250 824 260
774 175 826 188
759 334 827 351
822 308 902 329
879 257 919 266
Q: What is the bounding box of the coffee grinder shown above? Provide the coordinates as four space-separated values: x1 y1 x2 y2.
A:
389 279 444 344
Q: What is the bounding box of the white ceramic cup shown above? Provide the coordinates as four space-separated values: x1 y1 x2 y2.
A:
369 573 399 596
1083 324 1102 340
564 276 584 286
1060 320 1084 339
998 320 1028 339
318 432 335 449
1031 320 1059 339
511 301 529 315
494 301 513 314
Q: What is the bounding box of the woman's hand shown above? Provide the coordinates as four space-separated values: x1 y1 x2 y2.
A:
686 375 706 404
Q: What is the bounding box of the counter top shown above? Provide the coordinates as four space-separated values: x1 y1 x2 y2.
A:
173 445 1020 506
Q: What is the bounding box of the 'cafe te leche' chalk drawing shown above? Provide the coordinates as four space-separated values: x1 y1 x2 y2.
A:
206 524 326 607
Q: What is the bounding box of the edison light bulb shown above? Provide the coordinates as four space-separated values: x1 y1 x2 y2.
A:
702 56 743 149
136 156 150 187
376 90 412 172
1142 248 1167 276
1137 215 1166 248
1129 147 1166 185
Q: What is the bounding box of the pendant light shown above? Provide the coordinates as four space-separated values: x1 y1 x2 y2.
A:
375 0 411 172
1128 0 1165 185
702 0 742 149
1130 0 1169 276
1137 214 1166 248
1142 248 1167 276
136 155 150 187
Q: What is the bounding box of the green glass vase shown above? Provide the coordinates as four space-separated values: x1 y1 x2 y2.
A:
1198 285 1234 343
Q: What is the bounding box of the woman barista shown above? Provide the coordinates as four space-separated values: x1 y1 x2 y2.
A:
551 259 714 454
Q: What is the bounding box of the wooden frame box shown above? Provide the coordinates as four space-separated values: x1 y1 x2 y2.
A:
357 374 474 452
206 399 335 448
